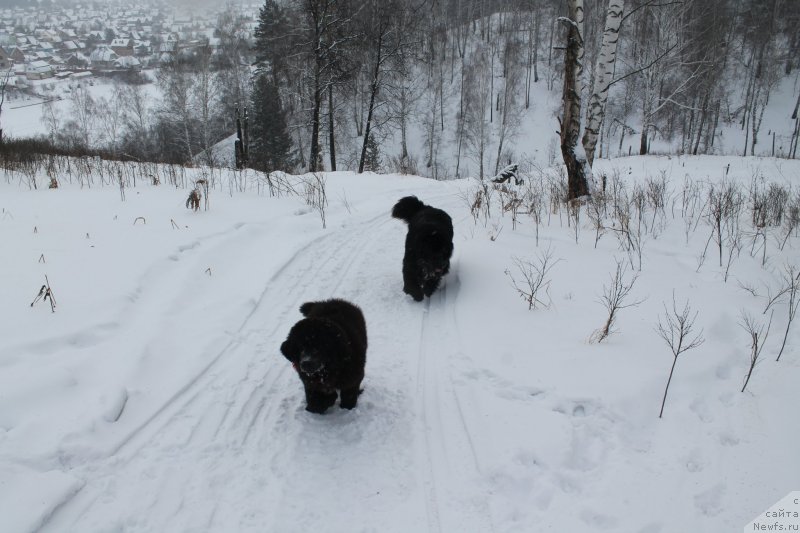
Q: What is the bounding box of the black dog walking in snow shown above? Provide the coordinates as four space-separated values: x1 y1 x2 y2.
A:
280 299 367 414
391 196 454 302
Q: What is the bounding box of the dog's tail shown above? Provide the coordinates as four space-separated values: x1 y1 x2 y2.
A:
391 196 426 223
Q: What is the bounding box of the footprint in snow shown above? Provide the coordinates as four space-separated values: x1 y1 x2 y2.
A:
694 483 725 516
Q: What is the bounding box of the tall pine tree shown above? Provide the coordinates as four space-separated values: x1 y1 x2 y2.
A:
249 73 294 173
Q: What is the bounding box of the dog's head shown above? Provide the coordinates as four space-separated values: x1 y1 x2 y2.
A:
280 318 348 385
416 229 453 280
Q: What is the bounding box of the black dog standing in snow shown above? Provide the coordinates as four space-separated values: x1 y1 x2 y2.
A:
391 196 454 302
280 299 367 414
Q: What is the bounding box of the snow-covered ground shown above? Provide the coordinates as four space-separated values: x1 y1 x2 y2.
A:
1 155 798 532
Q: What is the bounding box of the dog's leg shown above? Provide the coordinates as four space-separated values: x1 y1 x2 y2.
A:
404 280 425 301
402 257 425 301
304 385 337 414
339 386 362 409
423 276 441 297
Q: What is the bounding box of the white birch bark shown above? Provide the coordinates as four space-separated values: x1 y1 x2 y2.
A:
582 0 624 168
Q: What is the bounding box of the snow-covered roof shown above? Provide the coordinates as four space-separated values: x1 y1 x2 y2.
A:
27 59 51 71
89 45 117 63
114 55 140 68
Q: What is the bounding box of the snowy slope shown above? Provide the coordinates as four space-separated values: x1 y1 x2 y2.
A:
1 157 799 532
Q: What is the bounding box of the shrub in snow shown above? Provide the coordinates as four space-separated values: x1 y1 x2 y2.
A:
655 295 704 418
590 258 643 343
505 246 559 311
739 310 773 393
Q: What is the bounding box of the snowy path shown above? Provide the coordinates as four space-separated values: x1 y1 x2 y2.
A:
29 188 499 532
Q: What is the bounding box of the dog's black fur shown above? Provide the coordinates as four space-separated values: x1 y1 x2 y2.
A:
280 299 367 414
391 196 454 301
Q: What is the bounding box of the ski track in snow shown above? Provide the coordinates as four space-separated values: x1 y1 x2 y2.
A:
0 161 797 533
414 272 496 533
8 169 795 532
38 191 503 532
32 205 387 528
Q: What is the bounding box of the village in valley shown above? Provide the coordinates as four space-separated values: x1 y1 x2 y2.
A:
0 0 259 98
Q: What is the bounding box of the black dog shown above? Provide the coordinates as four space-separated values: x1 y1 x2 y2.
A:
391 196 454 301
280 299 367 414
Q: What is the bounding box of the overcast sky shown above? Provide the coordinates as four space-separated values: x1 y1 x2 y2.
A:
0 0 241 9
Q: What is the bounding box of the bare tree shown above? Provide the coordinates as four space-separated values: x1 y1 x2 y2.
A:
626 2 704 155
739 0 783 156
193 44 221 167
40 98 61 145
463 43 492 179
386 67 422 174
0 67 12 144
775 264 800 362
96 84 125 157
357 0 410 174
656 295 704 418
591 258 643 342
214 9 253 131
304 0 358 172
506 247 560 310
68 85 97 149
120 84 151 157
158 66 196 163
740 310 773 393
494 27 523 175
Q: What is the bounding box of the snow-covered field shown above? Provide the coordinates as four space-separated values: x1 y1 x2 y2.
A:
1 155 798 532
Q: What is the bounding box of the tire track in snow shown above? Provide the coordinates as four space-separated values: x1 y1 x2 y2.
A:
113 212 391 457
417 297 444 533
413 269 495 533
230 211 400 451
258 190 467 533
40 208 400 532
262 209 428 533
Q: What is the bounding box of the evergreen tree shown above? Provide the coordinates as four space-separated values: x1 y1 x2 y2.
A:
253 0 292 79
249 73 294 173
362 134 382 173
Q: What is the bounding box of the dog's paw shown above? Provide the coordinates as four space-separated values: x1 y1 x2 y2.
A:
339 387 362 409
403 285 425 301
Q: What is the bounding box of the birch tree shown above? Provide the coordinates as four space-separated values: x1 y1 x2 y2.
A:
559 0 590 200
120 84 151 160
582 0 624 168
193 44 220 167
157 67 195 164
463 43 491 180
96 84 125 157
68 85 96 150
494 27 523 175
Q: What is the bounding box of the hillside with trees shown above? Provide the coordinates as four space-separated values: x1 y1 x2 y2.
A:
243 0 799 179
1 0 798 177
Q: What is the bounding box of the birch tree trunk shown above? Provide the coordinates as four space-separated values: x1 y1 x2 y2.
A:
560 0 590 200
582 0 623 168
